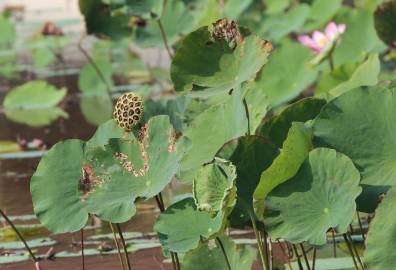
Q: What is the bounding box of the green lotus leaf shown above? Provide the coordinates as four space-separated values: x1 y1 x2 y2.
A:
182 236 257 270
30 140 89 233
122 0 163 18
3 80 66 110
171 24 272 96
142 96 191 133
154 197 223 253
217 136 279 228
0 14 16 46
78 58 113 95
333 8 386 66
374 0 396 47
260 4 310 42
86 119 134 150
84 116 190 222
258 97 326 147
193 158 237 214
80 94 113 126
223 0 253 19
324 54 380 99
303 0 342 31
79 0 132 39
179 90 247 182
313 87 396 186
255 39 318 107
315 63 359 95
133 0 205 48
365 186 396 269
253 122 312 220
267 0 292 13
4 107 68 127
242 81 271 133
265 148 362 245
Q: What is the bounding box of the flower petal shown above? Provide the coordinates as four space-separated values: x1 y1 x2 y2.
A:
338 23 346 34
312 31 328 48
298 35 321 52
325 22 338 40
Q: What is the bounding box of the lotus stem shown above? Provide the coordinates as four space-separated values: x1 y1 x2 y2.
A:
109 222 126 270
216 237 232 270
346 232 365 270
157 19 173 59
292 244 304 270
342 234 359 270
0 209 38 264
312 247 317 270
356 211 365 241
77 35 112 95
328 53 335 71
299 243 311 270
116 223 132 270
331 228 337 257
277 240 292 270
242 200 267 270
261 229 271 270
155 193 180 270
81 229 85 270
242 98 251 135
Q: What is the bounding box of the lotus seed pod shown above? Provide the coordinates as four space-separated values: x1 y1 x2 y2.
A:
113 92 144 131
374 1 396 47
210 18 241 49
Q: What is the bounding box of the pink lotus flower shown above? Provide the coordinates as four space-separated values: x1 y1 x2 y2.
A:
298 22 346 54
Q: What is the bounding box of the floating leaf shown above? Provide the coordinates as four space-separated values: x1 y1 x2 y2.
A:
154 197 223 253
3 81 68 127
171 24 272 96
258 97 326 147
179 90 247 182
253 122 312 220
4 108 68 127
0 237 56 249
218 136 279 228
3 81 66 110
31 140 89 233
365 186 396 269
182 236 257 270
265 148 361 245
193 158 237 213
313 86 396 186
0 141 21 153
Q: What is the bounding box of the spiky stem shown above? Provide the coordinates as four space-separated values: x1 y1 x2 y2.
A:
116 224 132 270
